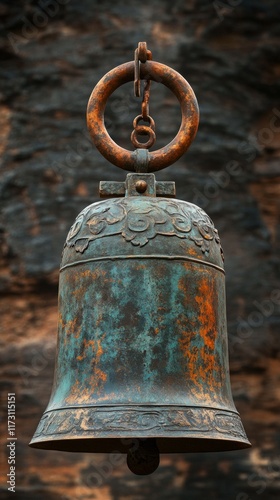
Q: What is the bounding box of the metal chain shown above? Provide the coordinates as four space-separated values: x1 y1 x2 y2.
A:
131 42 156 150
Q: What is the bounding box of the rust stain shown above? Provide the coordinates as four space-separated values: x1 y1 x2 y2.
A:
72 285 86 301
178 278 187 294
59 313 82 345
76 339 95 361
179 277 222 401
76 268 108 280
66 317 82 340
96 312 103 327
135 264 146 270
178 275 190 308
88 336 108 394
95 338 103 359
71 268 112 301
188 247 198 256
195 278 216 351
85 339 95 348
66 335 107 404
79 269 92 278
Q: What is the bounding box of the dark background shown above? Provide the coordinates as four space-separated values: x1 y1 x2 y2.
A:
0 0 280 498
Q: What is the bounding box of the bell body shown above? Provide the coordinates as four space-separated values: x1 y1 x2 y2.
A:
30 175 250 453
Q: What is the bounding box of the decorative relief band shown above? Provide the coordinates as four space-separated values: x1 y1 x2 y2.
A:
32 405 247 441
64 198 224 259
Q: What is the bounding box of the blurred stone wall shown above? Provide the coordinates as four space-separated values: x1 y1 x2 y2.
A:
0 0 280 498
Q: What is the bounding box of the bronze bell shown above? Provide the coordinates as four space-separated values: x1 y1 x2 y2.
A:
30 42 250 475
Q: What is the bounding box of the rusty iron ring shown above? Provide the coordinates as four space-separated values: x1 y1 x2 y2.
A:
133 114 155 130
87 60 199 172
131 126 156 149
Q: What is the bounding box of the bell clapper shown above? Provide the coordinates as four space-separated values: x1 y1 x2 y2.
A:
127 438 160 475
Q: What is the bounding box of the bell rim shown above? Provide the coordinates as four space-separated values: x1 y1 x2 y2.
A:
29 404 250 453
29 435 251 454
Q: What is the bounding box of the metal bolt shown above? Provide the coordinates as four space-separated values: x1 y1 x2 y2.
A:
135 180 148 193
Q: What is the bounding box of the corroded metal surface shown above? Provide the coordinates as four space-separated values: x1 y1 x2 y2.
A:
87 60 199 172
30 189 250 453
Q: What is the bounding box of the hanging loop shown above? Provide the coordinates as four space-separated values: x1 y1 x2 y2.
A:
87 60 199 172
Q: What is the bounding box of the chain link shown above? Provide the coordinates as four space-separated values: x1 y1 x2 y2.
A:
132 42 156 150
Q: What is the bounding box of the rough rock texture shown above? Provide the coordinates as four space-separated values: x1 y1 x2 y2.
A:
0 0 280 498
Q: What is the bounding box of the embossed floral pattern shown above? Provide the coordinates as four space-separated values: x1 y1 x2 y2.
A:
190 219 222 254
64 198 223 258
122 205 166 246
165 201 192 233
87 204 126 234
